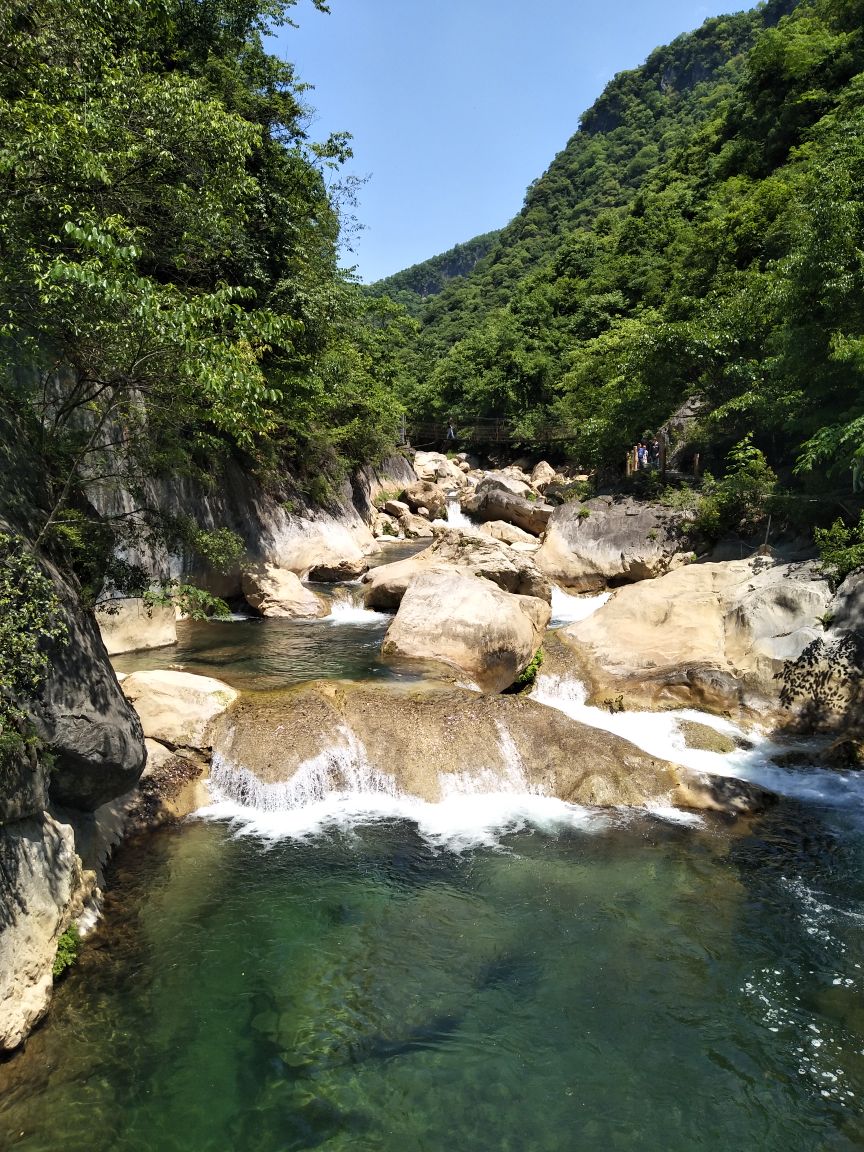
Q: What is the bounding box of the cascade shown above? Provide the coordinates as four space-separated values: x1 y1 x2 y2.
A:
444 493 473 530
532 673 864 814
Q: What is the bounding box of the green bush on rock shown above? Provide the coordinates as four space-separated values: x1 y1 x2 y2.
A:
52 924 80 979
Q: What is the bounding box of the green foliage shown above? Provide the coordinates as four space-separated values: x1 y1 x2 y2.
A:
814 512 864 584
52 924 81 979
0 531 67 728
0 0 409 605
373 487 403 511
144 583 231 621
693 435 777 539
192 529 245 575
513 648 544 691
381 0 864 507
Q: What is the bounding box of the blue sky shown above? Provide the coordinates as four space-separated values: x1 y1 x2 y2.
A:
275 0 751 283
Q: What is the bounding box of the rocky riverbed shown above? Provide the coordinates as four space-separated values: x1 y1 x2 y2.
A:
1 450 861 1057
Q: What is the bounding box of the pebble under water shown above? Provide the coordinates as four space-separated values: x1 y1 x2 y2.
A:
2 806 864 1152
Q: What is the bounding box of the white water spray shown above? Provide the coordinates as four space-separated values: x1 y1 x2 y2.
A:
531 673 864 812
549 587 611 627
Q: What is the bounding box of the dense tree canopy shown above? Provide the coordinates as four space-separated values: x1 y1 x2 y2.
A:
378 0 863 509
0 0 408 586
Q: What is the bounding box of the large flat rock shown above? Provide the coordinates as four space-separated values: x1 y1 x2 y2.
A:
210 680 767 816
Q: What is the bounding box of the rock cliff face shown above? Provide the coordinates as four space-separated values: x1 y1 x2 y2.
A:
0 517 147 1052
90 454 415 651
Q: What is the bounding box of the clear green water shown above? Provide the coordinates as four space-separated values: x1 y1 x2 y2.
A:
2 808 864 1151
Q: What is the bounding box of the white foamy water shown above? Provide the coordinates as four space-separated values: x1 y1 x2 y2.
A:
200 722 609 851
549 587 611 626
531 673 864 812
324 599 389 626
444 495 473 530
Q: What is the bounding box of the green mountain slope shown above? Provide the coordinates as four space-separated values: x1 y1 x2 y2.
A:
367 232 499 317
381 0 864 500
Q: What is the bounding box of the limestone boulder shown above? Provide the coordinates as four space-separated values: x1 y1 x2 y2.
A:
307 557 369 582
479 520 538 546
412 451 470 488
210 680 769 816
483 470 536 499
275 526 375 583
399 512 435 539
461 479 553 537
536 496 694 591
556 557 832 715
0 814 91 1052
241 564 327 618
96 598 177 655
382 499 410 518
829 571 864 632
362 529 551 610
0 739 48 823
399 481 447 520
22 548 147 811
121 670 238 752
382 569 550 692
530 461 559 491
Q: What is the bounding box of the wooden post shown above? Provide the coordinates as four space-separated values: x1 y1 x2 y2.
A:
693 452 701 479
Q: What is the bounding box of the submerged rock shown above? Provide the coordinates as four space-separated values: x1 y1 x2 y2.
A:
536 496 693 591
382 570 550 692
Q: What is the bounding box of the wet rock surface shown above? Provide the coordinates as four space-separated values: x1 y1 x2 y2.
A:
211 680 762 815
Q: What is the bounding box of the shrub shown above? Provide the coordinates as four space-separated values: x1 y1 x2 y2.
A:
513 648 544 691
0 532 68 732
52 924 80 978
815 512 864 586
693 436 777 541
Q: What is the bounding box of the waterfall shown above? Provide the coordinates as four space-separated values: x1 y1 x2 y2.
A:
209 727 399 811
201 720 604 848
549 588 611 627
445 493 473 530
324 585 389 625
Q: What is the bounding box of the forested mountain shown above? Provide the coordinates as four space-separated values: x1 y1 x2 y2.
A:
367 232 500 317
380 0 863 504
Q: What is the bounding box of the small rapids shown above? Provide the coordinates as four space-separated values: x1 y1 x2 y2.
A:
430 493 474 530
203 723 607 851
532 673 864 816
549 587 611 626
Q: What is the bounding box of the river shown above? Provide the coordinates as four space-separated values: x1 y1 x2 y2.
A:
1 547 863 1151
